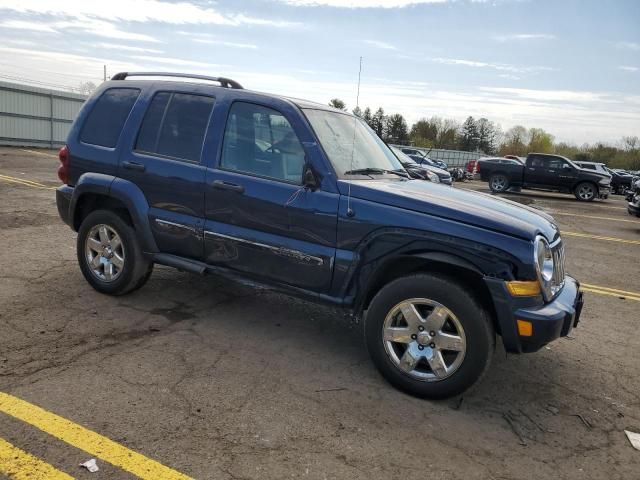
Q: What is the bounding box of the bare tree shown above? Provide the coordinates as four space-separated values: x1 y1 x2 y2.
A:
78 81 97 95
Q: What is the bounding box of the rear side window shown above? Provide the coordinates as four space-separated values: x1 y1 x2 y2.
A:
135 92 215 162
80 88 140 148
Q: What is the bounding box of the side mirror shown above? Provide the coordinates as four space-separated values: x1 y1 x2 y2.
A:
302 163 319 190
562 164 572 170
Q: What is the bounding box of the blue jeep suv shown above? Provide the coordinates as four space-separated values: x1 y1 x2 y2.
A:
56 72 583 399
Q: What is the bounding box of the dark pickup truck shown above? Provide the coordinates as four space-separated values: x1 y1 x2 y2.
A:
480 153 611 201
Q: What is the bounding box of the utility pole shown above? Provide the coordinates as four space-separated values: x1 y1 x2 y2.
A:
103 65 107 82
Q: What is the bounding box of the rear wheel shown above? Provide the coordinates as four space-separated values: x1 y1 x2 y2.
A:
489 173 509 193
77 209 153 295
365 274 495 399
574 182 597 201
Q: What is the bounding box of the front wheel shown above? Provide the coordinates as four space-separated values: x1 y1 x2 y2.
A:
489 173 509 193
365 274 495 399
574 182 597 201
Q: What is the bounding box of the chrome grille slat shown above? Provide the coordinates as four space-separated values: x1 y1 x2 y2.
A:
550 240 565 296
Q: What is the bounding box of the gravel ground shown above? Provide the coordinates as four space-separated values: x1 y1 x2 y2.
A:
1 147 639 480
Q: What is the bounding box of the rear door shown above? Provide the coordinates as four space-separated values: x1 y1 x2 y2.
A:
203 99 338 293
118 87 216 260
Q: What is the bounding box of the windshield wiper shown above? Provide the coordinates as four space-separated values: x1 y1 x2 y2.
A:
344 168 408 178
344 168 387 175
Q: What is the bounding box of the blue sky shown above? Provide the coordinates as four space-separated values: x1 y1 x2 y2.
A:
0 0 638 143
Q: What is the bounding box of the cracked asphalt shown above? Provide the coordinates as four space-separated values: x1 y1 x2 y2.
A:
1 147 639 479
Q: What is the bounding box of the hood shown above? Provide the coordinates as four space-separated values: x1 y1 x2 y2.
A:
339 178 559 241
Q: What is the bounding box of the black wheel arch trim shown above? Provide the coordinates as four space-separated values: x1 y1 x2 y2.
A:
340 228 532 315
69 173 159 253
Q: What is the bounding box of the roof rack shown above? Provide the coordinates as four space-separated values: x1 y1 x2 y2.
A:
111 72 243 89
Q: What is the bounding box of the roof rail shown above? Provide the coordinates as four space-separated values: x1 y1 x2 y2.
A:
110 72 243 89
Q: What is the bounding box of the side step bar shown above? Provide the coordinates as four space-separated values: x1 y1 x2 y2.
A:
153 253 207 275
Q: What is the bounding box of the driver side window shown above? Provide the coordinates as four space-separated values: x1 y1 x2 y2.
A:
220 102 305 183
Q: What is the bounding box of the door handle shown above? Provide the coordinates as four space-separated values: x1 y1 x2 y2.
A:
123 161 146 172
212 179 245 193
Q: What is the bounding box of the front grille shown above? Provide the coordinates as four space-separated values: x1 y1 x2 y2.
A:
551 239 566 296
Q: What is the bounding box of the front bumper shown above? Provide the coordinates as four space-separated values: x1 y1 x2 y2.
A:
598 186 610 199
485 275 583 353
56 185 74 228
440 177 453 186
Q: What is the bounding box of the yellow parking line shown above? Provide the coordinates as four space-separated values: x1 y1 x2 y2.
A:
0 174 57 190
0 174 51 188
582 283 640 297
21 148 58 158
0 392 193 480
582 286 640 302
0 437 73 480
563 231 640 245
550 212 639 224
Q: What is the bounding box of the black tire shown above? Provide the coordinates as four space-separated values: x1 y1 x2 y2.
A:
574 182 597 201
489 173 509 193
365 273 495 399
77 209 153 295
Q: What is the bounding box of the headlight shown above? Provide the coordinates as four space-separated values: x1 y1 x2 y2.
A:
599 178 610 185
427 172 440 183
534 236 554 299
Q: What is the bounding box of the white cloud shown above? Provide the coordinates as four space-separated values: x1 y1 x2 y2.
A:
57 18 160 42
478 87 605 103
192 39 258 49
615 41 640 51
128 55 227 70
92 43 163 53
176 32 258 49
431 57 553 74
0 0 299 27
619 66 639 72
280 0 448 6
493 33 555 42
363 39 397 50
0 17 160 42
0 19 59 33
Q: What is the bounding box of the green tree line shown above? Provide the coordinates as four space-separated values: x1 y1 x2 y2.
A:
327 98 640 170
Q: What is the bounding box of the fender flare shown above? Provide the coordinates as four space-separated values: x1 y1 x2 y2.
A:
70 174 158 253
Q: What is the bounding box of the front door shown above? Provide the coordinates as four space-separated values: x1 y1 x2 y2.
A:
204 100 338 293
119 89 215 259
526 154 556 187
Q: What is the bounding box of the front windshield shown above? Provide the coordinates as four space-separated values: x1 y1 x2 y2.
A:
304 109 403 176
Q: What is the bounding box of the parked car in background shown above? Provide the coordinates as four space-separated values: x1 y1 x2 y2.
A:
627 176 640 217
389 146 440 183
466 159 479 174
605 167 634 195
480 153 611 201
574 161 612 177
55 71 583 399
404 155 453 184
400 148 448 169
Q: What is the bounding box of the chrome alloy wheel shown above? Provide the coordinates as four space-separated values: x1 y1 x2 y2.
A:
577 184 595 200
85 224 125 282
491 175 507 191
382 299 467 381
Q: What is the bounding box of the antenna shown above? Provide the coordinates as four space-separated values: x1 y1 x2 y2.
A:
346 56 363 218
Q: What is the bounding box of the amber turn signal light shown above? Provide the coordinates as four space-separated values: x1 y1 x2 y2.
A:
517 320 533 337
506 281 541 297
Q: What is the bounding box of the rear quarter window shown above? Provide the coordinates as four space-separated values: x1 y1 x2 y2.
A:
80 88 140 148
135 92 215 163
